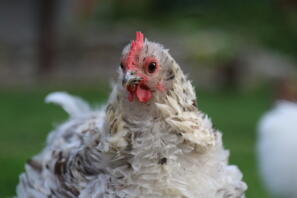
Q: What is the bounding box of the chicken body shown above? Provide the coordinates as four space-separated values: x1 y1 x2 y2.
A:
17 33 247 198
258 101 297 198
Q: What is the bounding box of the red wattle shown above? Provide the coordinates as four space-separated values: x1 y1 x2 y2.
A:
128 91 134 102
136 85 152 103
127 86 135 102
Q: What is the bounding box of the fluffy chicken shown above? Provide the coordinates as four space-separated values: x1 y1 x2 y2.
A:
17 32 247 198
257 79 297 198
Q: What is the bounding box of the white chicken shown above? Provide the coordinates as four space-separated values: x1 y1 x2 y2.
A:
17 32 247 198
257 79 297 198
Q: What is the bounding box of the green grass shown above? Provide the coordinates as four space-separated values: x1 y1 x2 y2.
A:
0 86 273 197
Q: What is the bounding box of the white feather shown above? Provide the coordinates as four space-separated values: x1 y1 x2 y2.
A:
45 92 91 117
257 100 297 198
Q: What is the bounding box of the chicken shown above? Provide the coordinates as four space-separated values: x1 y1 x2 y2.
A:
16 32 247 198
257 79 297 198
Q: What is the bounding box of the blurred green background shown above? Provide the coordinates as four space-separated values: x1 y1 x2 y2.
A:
0 0 297 197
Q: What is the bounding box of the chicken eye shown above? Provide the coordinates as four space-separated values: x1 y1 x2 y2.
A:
148 62 157 73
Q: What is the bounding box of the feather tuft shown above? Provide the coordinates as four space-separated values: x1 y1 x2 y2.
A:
45 92 91 117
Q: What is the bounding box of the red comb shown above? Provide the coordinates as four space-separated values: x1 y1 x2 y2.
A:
125 32 144 70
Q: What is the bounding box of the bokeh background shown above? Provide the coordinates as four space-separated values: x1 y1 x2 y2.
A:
1 0 297 197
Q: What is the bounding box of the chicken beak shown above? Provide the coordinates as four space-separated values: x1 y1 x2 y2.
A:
122 71 141 88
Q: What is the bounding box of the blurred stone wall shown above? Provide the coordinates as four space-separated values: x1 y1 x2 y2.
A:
0 1 295 89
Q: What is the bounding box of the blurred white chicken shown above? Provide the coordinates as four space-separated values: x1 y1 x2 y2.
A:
17 32 247 198
257 79 297 198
